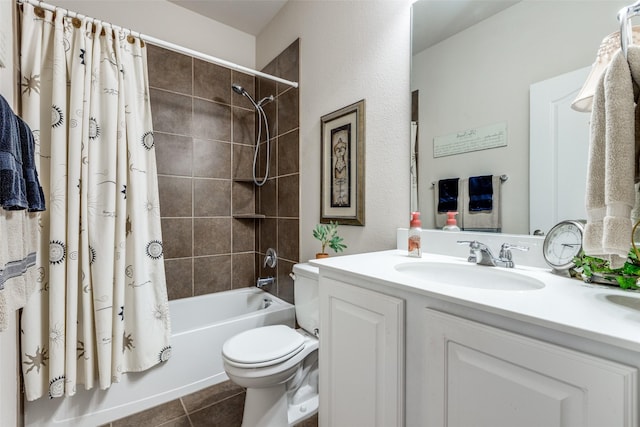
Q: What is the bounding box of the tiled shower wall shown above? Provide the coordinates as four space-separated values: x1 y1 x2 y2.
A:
255 40 300 303
106 40 303 427
149 40 300 303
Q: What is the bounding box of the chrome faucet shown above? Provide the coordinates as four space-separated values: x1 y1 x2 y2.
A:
457 240 528 268
256 276 275 288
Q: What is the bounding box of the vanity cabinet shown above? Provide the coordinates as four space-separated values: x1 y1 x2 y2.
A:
318 266 639 427
424 309 637 427
319 277 404 427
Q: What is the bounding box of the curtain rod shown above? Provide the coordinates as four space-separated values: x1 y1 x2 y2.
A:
16 0 299 89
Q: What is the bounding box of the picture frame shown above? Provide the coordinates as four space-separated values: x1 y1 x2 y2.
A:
320 99 365 226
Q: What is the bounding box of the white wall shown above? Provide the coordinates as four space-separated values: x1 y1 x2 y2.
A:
48 0 255 68
0 0 19 425
257 0 413 261
412 0 627 234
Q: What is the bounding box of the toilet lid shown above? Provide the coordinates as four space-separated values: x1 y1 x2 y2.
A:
222 325 305 367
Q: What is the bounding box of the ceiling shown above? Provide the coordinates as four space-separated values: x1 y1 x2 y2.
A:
412 0 521 55
168 0 288 36
168 0 520 53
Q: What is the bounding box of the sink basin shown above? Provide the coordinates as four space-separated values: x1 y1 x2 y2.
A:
604 294 640 311
394 261 545 291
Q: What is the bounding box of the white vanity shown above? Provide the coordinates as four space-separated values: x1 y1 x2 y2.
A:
312 230 639 427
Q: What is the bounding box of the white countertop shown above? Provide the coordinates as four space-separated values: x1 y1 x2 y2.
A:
311 249 640 353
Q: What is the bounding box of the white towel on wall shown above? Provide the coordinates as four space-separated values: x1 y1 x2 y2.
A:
460 176 502 231
0 210 39 331
583 46 640 269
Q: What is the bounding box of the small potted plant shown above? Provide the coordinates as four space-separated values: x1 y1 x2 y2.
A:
313 221 347 259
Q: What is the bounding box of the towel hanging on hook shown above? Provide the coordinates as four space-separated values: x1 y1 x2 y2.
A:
572 19 640 112
619 0 640 57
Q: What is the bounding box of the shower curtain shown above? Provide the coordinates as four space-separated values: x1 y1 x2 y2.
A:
410 121 418 213
19 3 171 401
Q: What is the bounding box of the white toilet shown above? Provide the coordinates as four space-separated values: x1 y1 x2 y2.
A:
222 263 319 427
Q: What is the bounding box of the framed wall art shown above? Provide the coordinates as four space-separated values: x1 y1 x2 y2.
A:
320 99 365 225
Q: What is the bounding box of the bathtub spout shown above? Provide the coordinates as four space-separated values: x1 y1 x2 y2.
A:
256 276 275 289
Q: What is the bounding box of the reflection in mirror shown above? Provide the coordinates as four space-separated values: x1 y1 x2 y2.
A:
529 66 591 235
411 0 629 235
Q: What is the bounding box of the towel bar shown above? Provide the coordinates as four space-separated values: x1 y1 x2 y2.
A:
431 174 508 187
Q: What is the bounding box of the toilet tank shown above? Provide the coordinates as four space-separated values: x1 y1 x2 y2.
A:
292 263 319 335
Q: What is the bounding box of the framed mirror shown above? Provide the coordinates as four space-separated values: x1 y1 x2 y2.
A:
411 0 629 234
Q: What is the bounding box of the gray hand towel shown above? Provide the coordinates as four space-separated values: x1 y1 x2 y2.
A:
461 176 502 232
584 46 640 268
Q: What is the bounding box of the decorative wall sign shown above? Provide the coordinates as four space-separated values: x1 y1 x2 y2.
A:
320 100 365 225
434 122 507 158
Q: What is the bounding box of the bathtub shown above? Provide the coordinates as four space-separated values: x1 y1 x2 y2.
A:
24 288 295 427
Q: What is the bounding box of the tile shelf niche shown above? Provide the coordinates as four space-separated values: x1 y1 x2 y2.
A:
232 178 266 219
233 213 266 219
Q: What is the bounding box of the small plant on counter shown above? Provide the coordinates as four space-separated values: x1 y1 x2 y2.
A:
572 249 640 290
313 221 347 258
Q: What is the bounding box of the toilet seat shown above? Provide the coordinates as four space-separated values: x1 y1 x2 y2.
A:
222 325 305 368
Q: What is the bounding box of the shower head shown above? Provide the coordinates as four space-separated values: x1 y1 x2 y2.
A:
232 83 274 108
232 83 246 96
232 83 259 109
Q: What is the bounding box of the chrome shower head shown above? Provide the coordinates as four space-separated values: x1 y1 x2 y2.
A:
232 83 260 109
232 83 245 96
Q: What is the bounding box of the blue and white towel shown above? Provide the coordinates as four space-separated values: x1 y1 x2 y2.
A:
0 94 43 331
0 94 45 211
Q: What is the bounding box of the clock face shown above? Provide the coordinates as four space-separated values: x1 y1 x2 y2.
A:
543 220 585 270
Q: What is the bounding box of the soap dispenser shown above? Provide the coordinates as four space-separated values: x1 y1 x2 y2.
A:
443 211 460 231
408 211 422 257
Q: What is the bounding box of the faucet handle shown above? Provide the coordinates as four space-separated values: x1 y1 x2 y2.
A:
500 243 529 252
457 240 481 263
457 240 479 248
499 243 529 263
263 248 277 268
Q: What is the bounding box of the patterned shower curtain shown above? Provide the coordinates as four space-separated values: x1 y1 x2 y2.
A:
19 3 171 401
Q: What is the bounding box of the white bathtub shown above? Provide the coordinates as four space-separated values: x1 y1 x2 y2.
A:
24 288 295 427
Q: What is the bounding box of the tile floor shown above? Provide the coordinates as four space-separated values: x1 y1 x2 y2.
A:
102 379 318 427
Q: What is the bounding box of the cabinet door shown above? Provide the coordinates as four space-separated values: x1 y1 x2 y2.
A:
425 309 637 427
320 277 404 427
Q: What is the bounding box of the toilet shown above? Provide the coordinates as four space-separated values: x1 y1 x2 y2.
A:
222 263 319 427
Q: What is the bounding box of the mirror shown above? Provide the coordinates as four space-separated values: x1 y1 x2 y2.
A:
411 0 629 234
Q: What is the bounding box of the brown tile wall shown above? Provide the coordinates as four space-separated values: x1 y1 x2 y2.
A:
130 40 303 427
150 39 300 303
255 39 300 304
